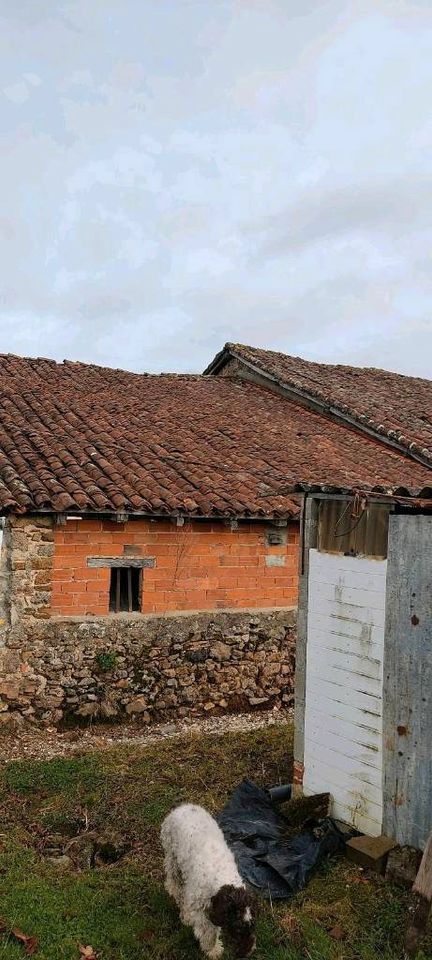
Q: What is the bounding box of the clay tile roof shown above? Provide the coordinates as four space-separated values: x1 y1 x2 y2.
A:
206 343 432 468
0 352 431 518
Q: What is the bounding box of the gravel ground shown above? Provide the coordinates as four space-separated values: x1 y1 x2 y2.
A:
0 707 293 764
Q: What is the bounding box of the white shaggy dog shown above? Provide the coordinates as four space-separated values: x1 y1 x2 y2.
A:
161 803 257 959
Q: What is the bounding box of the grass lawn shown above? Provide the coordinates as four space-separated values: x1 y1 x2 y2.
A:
0 722 430 960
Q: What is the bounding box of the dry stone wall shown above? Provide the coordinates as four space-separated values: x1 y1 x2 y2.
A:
0 610 296 726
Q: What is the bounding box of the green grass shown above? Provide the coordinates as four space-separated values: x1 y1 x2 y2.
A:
0 723 430 959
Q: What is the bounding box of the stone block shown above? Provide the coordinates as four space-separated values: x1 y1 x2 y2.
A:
210 641 231 661
125 697 148 714
0 681 21 700
99 700 119 718
346 835 398 874
0 650 20 672
76 703 97 717
385 845 422 888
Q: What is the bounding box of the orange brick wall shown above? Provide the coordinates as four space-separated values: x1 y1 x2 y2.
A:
51 518 299 616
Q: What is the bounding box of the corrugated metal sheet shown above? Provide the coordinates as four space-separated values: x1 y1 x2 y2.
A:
303 549 387 835
318 499 390 558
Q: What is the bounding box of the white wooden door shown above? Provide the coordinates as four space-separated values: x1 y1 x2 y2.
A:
303 549 387 835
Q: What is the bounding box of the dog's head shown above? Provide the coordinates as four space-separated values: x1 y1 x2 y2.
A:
208 884 257 958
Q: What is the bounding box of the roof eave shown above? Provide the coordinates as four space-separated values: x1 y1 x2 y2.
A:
269 481 432 500
0 505 301 522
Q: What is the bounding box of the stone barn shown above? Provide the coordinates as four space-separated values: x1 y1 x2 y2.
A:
0 352 430 726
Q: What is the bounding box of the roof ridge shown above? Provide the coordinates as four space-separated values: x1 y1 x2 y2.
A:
0 352 205 380
229 342 431 384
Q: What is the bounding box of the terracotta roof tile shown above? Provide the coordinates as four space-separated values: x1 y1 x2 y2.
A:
0 353 430 517
213 343 432 466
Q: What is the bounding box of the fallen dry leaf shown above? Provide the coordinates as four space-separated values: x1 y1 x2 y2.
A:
137 930 155 942
328 924 347 941
11 928 38 955
79 945 98 959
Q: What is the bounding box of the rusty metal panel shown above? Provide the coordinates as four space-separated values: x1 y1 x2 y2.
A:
304 549 387 835
383 515 432 850
318 499 390 559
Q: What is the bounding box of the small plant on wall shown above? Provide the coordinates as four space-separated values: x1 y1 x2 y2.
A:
96 650 118 673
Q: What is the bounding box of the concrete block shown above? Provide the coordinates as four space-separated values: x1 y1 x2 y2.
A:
346 835 397 874
265 555 286 567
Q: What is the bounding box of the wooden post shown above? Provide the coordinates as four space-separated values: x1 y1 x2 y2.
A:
405 831 432 956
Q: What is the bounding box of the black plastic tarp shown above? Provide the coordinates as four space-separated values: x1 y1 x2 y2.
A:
217 779 346 900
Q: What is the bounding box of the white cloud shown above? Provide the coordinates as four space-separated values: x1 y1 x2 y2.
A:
0 0 430 376
3 81 31 104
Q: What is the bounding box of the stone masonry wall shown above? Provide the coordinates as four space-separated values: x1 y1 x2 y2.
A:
0 610 296 726
2 515 54 625
218 357 252 379
0 515 297 726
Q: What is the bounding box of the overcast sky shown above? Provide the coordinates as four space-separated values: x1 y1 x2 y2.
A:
1 0 431 376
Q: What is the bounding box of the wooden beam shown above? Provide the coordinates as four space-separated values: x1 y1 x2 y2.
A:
404 830 432 956
293 495 319 786
413 832 432 902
